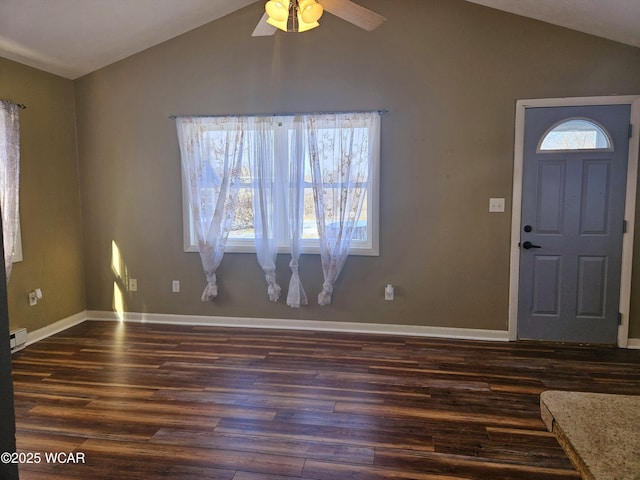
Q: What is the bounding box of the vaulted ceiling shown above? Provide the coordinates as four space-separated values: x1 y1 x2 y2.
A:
1 0 639 80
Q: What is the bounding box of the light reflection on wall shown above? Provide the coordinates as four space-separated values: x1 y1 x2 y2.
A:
113 281 124 321
111 240 128 322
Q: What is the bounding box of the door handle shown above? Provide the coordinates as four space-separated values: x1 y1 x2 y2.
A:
522 241 542 249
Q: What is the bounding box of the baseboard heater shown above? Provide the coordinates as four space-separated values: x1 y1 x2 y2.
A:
10 328 27 353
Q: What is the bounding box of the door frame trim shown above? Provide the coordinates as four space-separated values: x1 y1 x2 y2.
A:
508 95 640 347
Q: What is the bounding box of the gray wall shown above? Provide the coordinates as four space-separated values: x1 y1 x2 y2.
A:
0 58 85 334
73 0 640 335
3 0 640 338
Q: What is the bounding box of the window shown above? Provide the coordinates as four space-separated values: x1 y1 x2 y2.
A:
538 118 613 152
182 113 380 256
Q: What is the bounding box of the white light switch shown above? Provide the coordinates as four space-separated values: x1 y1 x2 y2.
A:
489 198 505 213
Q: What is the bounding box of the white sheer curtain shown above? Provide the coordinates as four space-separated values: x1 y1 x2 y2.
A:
247 116 281 301
0 101 20 282
286 116 308 308
306 112 379 305
176 116 245 301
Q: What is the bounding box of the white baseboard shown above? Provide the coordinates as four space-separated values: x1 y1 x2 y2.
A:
627 338 640 349
86 310 510 342
25 310 88 347
20 309 640 348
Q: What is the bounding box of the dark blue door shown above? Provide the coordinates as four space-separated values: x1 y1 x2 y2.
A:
518 105 631 344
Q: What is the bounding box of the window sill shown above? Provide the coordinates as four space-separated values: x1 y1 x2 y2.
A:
184 243 379 257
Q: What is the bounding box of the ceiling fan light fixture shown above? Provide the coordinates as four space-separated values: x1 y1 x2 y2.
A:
296 18 319 32
299 0 323 24
265 0 290 22
265 0 320 33
266 15 288 31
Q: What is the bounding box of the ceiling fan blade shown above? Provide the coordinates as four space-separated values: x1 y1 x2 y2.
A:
252 11 277 36
320 0 386 31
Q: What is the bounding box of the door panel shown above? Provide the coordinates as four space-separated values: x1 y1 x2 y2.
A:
580 161 610 234
532 255 561 315
518 105 631 344
576 256 606 317
537 161 565 233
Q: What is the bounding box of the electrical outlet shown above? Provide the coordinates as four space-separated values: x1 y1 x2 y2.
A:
489 197 505 213
385 284 394 301
129 278 138 292
28 292 38 306
28 288 42 306
172 280 180 293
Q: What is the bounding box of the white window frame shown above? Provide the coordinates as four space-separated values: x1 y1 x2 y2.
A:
182 114 380 256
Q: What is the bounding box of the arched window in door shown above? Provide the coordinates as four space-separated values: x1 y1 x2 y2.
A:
538 117 613 152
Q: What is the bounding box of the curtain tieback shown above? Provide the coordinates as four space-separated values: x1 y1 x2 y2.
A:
265 270 281 302
318 282 333 306
201 273 218 302
286 258 307 308
289 259 299 272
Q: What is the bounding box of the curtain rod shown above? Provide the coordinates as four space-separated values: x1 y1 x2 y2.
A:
169 109 388 120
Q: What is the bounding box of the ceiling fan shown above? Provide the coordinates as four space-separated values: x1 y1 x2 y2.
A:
252 0 386 36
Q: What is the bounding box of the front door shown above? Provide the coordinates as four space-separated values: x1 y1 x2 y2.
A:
518 104 631 344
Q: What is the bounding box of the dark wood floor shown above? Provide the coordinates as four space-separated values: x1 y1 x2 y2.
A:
10 320 640 479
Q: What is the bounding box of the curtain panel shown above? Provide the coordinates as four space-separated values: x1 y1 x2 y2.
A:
247 116 282 301
306 112 380 305
0 101 21 282
176 116 245 301
286 117 308 308
176 111 380 306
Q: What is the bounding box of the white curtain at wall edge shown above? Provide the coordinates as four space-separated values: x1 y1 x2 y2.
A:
176 116 245 301
176 111 380 307
0 100 21 283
